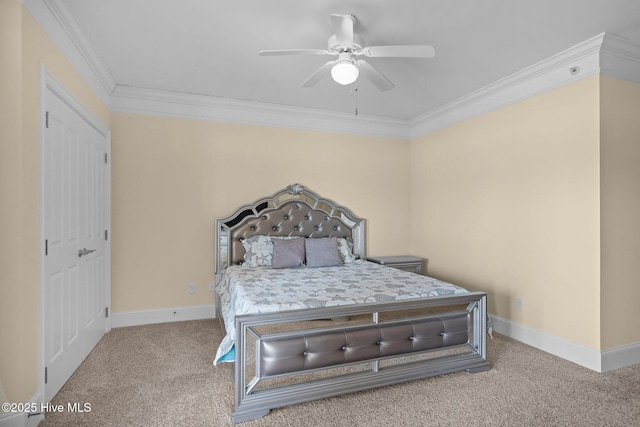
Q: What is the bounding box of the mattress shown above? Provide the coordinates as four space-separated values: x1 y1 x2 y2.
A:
214 260 468 364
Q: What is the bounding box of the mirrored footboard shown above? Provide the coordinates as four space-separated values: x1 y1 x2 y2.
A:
232 292 490 423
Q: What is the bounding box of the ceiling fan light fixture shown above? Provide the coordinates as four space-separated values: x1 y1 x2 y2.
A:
331 60 359 85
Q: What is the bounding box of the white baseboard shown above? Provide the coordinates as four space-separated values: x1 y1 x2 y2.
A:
489 314 640 373
111 304 216 328
0 391 43 427
0 412 26 427
601 341 640 372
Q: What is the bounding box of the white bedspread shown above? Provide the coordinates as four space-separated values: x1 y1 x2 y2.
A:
214 260 468 364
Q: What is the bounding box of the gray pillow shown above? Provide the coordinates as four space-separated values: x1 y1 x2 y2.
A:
305 237 341 268
271 237 305 269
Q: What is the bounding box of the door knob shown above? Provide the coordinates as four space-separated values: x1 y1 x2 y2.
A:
78 248 96 257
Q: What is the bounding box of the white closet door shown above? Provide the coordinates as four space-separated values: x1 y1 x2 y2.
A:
43 87 108 402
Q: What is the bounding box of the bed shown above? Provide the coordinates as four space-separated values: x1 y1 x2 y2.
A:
214 184 490 423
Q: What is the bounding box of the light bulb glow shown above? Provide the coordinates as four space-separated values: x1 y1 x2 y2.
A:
331 61 359 85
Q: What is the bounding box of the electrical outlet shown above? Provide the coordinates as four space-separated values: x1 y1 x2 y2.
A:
209 281 216 292
515 297 524 311
188 283 196 294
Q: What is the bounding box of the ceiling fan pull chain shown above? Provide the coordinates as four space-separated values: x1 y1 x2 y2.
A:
351 86 359 116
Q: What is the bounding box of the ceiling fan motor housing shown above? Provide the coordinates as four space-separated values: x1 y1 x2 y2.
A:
328 34 364 54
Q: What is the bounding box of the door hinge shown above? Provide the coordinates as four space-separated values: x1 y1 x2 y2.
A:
45 367 48 384
105 307 109 318
104 153 108 164
104 230 108 241
45 239 48 256
45 111 49 128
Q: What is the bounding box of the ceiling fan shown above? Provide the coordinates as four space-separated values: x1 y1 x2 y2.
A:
259 14 436 91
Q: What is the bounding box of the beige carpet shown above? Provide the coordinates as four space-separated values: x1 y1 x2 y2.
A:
40 319 640 427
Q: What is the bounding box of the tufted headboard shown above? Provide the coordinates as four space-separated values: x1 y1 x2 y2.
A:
215 184 365 274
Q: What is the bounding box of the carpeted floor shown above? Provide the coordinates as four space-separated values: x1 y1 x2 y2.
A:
39 319 640 427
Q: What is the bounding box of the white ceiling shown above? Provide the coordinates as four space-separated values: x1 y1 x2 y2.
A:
53 1 640 120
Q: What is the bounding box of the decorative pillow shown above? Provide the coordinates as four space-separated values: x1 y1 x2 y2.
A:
272 237 305 269
241 235 273 267
305 237 341 268
337 237 357 263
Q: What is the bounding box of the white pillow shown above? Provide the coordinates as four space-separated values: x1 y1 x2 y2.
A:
241 235 273 267
337 238 357 263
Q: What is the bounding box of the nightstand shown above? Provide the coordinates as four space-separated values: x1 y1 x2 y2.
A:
367 256 424 275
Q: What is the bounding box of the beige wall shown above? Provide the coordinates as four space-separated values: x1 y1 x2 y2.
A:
0 0 25 409
409 76 602 349
600 76 640 349
111 113 410 312
0 3 110 407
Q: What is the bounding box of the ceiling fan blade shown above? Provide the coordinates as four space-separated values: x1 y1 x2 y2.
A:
330 14 354 45
301 61 336 87
362 45 436 58
259 49 332 56
355 60 394 91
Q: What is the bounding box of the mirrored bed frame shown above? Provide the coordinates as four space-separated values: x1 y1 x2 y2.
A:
214 184 490 423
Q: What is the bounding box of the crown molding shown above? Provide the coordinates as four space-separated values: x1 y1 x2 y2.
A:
23 0 116 107
105 33 640 141
409 33 608 138
410 33 640 138
600 33 640 85
110 86 411 139
21 0 640 141
24 0 409 139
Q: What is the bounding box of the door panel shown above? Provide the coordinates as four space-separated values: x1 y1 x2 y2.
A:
43 87 109 402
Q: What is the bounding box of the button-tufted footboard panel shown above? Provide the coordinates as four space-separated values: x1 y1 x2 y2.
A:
260 314 469 377
233 293 490 424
